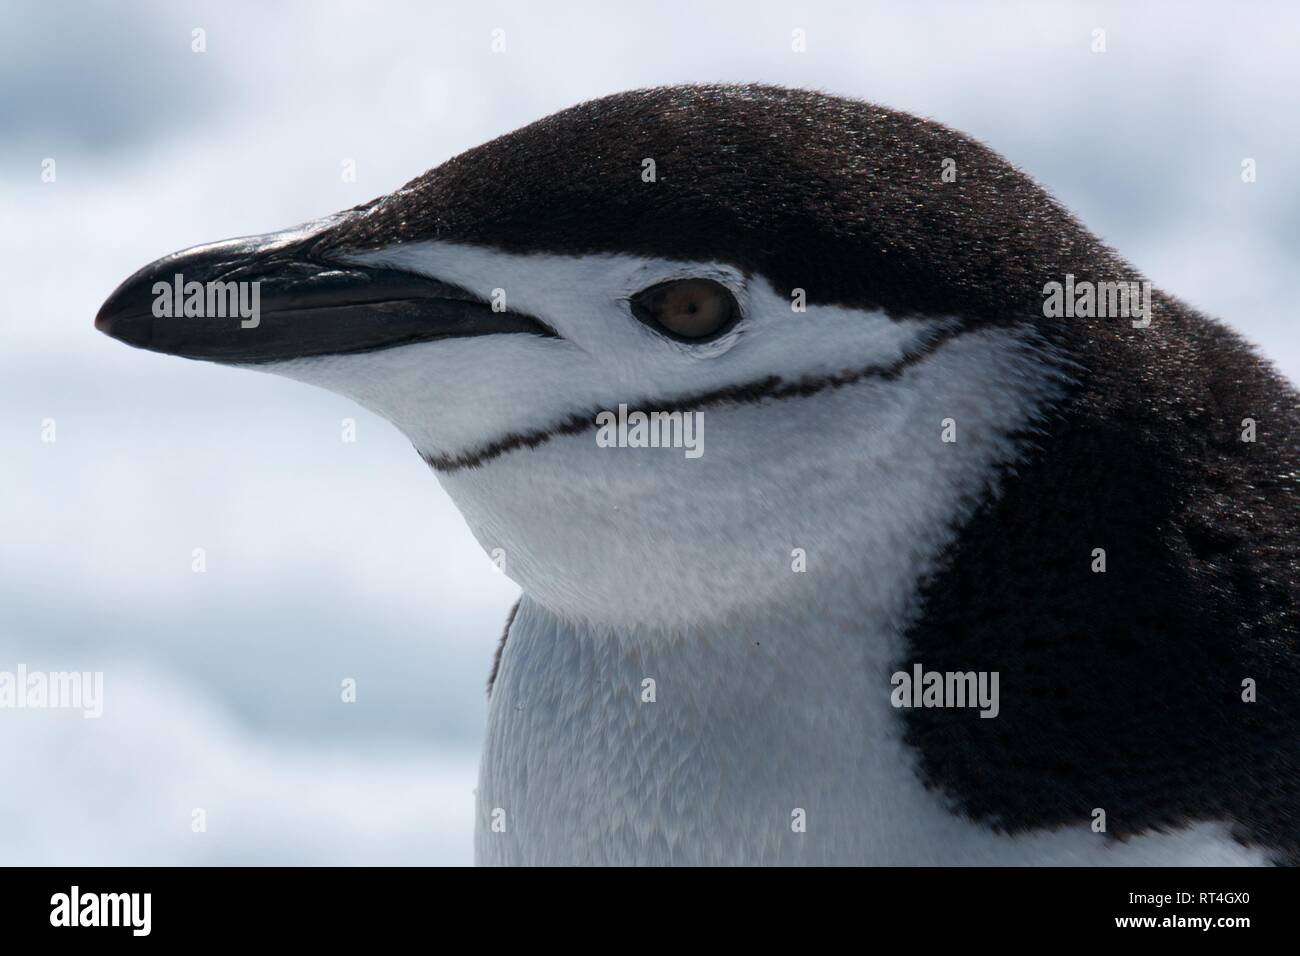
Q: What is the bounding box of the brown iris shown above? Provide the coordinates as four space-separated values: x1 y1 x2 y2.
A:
630 278 738 341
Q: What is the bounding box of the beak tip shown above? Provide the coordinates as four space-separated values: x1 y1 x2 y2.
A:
95 289 154 348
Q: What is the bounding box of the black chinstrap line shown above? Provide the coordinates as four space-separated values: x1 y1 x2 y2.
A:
422 325 967 473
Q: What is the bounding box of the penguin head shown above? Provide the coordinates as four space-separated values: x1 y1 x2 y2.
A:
96 85 1085 628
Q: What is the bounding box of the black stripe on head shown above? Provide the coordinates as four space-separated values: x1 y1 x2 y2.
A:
423 324 966 473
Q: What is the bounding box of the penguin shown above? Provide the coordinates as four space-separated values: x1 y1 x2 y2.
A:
96 84 1299 866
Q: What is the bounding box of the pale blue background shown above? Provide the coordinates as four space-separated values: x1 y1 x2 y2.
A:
1 0 1296 864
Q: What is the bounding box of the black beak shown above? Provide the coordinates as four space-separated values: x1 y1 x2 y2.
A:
95 226 556 363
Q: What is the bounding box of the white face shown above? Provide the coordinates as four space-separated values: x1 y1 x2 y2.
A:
264 241 1060 630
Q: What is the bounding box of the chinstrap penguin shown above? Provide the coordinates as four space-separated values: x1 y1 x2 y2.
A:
96 85 1300 866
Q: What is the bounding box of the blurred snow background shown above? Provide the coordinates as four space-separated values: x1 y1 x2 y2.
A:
0 0 1296 865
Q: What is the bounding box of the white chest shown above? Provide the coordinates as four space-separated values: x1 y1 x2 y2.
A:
475 599 1267 866
476 597 888 865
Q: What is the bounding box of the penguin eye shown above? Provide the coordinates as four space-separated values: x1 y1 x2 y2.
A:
630 278 738 342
